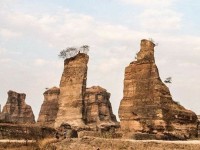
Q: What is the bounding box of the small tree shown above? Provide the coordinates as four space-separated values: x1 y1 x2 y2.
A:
80 45 89 53
164 77 172 84
149 38 158 46
58 45 89 59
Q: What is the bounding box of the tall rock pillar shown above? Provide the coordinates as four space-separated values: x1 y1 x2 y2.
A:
37 87 60 127
55 53 89 128
119 39 197 139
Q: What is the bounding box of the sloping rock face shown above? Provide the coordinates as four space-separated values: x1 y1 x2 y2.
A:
0 90 35 124
84 86 118 128
37 87 59 127
55 53 89 128
119 39 197 139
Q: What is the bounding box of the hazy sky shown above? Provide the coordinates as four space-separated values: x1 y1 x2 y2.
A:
0 0 200 120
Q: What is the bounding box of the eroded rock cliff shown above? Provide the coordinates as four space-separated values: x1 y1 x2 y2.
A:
84 86 118 129
119 39 197 139
37 87 59 127
0 90 35 124
55 53 89 128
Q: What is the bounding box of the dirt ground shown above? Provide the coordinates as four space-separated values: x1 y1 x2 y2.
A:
46 137 200 150
1 138 200 150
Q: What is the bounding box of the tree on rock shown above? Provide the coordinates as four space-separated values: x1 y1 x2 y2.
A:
58 45 89 59
164 77 172 84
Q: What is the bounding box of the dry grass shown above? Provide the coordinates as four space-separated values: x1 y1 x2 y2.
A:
0 142 39 150
47 137 200 150
37 137 58 149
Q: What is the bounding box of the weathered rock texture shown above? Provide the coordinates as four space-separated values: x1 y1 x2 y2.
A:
119 39 197 139
37 87 59 127
84 86 118 128
0 90 35 124
55 53 89 128
0 124 56 140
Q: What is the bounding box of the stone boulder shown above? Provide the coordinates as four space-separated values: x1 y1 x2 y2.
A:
84 86 118 129
119 39 197 140
55 53 89 128
0 90 35 124
37 87 60 127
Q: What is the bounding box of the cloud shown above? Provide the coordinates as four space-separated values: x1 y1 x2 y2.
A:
1 10 133 49
34 59 48 66
121 0 175 8
120 0 181 32
138 9 182 31
34 58 62 68
0 58 12 63
0 47 6 54
0 28 21 39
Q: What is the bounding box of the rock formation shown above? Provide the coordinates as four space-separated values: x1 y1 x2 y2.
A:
84 86 118 128
37 87 59 127
0 90 35 124
55 53 89 128
119 39 197 139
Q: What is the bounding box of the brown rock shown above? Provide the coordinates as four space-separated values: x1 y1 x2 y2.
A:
55 53 89 128
84 86 118 128
37 87 60 127
119 39 197 139
0 90 35 124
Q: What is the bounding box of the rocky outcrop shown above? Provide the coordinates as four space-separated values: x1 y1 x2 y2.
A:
0 90 35 124
55 53 89 128
0 124 56 140
37 87 59 127
119 39 197 139
84 86 118 128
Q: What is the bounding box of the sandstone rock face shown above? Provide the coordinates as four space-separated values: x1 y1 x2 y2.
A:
0 90 35 124
37 87 59 127
55 53 89 128
119 39 197 139
84 86 117 128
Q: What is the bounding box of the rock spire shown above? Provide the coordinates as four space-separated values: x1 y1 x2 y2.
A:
37 87 59 127
0 90 35 124
55 53 89 128
119 39 197 139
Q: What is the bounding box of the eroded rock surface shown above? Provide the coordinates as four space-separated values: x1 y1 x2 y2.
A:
119 39 197 139
37 87 59 127
0 90 35 124
84 86 118 129
55 53 89 128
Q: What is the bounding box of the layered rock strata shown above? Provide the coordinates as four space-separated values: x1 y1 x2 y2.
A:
84 86 118 128
0 90 35 124
55 53 89 128
119 39 197 139
37 87 60 127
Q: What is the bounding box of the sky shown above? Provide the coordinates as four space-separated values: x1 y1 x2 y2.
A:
0 0 200 121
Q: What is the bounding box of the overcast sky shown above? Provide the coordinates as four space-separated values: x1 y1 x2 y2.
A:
0 0 200 120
